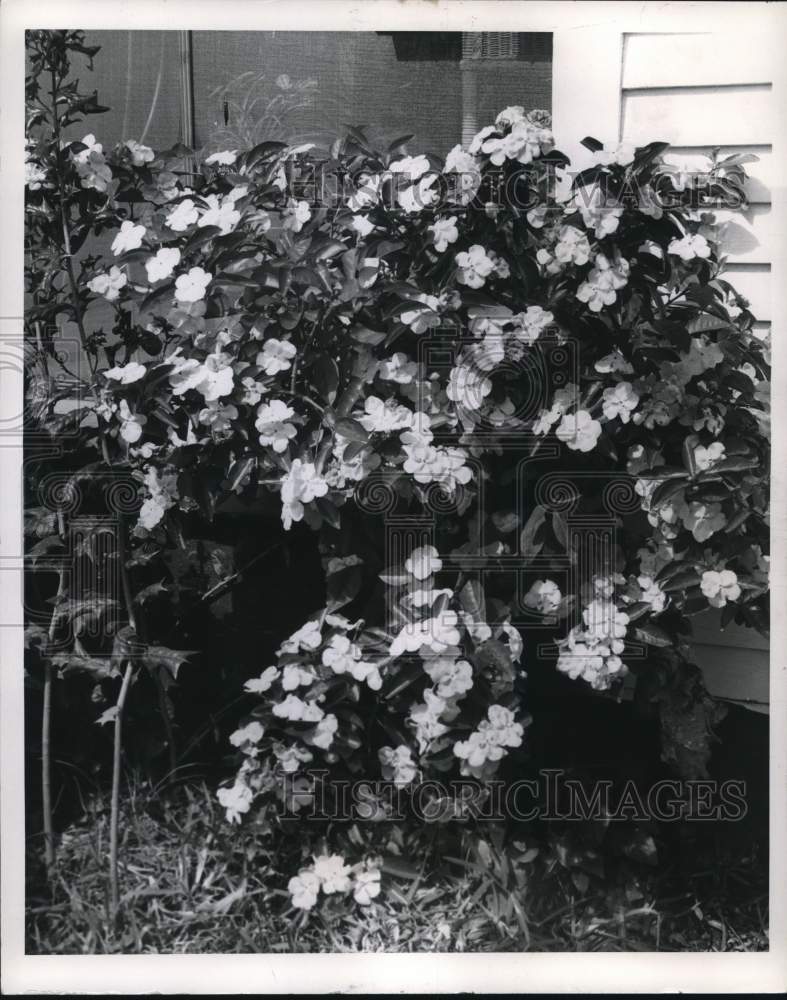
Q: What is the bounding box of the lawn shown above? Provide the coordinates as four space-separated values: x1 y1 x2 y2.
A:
26 778 768 954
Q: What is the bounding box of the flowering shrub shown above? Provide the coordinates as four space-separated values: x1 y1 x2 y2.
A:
25 32 770 915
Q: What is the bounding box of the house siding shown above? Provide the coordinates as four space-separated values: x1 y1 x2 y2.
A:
619 31 773 711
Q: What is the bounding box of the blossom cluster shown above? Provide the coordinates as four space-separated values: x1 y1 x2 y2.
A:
288 855 381 910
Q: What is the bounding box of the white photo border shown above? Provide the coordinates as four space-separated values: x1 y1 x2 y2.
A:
2 1 786 993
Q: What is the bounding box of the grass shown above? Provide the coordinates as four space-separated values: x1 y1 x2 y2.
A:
26 778 768 954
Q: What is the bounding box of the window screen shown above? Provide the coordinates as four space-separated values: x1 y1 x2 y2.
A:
191 31 553 157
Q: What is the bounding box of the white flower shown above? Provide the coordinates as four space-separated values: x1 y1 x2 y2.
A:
701 569 741 608
322 635 381 690
592 141 636 167
283 198 312 232
88 266 127 301
111 220 146 256
512 305 554 345
523 579 562 615
201 353 235 401
347 173 382 213
390 610 461 657
576 253 630 312
71 134 112 192
257 338 296 376
443 145 482 205
532 384 578 435
401 437 473 494
229 720 265 748
482 121 553 166
429 216 459 253
353 868 381 906
280 459 329 530
455 732 507 770
495 105 526 128
104 362 146 385
399 294 441 334
681 500 727 542
137 465 178 531
117 398 146 443
281 664 317 691
378 352 419 384
453 705 524 777
198 400 238 434
244 666 279 694
205 149 238 166
358 396 413 434
557 642 623 691
351 214 375 237
573 182 623 238
273 694 324 723
602 382 639 423
217 781 253 823
583 600 629 642
595 350 634 375
240 377 267 405
408 689 449 753
668 234 711 261
125 139 154 166
468 125 497 155
166 198 200 231
455 245 495 289
278 619 323 655
555 410 602 452
167 350 234 402
288 870 320 910
378 745 418 786
526 205 550 229
313 854 352 894
404 545 442 581
174 266 212 303
306 713 338 750
694 442 725 471
256 399 297 453
536 247 561 275
25 159 48 190
554 225 592 266
390 154 430 181
637 575 667 614
424 656 474 699
274 744 313 773
145 247 181 282
446 363 493 412
397 175 439 214
198 193 241 235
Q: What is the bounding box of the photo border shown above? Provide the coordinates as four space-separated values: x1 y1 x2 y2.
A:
2 1 786 993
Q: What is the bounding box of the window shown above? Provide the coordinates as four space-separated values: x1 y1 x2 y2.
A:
189 31 553 155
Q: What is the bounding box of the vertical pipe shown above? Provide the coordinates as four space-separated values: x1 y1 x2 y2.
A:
460 33 480 148
178 30 196 149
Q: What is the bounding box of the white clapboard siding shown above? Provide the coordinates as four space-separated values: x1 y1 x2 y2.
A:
622 33 773 89
621 85 774 147
690 612 770 714
619 31 773 712
711 205 775 265
718 264 772 320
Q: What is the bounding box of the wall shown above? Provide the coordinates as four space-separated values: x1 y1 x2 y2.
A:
619 31 774 712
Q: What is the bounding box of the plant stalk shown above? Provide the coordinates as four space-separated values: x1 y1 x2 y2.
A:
41 509 68 877
109 659 134 921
